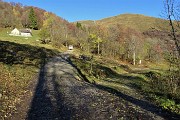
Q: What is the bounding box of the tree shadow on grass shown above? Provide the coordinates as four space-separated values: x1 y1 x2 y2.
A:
0 40 58 67
96 84 180 120
70 58 180 120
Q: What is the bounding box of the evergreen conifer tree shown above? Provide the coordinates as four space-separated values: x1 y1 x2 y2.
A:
28 7 38 29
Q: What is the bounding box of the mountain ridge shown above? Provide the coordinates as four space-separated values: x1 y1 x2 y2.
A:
76 13 170 32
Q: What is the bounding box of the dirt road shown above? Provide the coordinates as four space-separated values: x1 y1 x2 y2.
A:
9 55 179 120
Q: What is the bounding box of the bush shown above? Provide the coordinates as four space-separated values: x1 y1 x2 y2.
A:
155 96 180 114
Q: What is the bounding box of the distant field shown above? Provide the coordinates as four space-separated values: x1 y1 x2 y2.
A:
0 28 39 45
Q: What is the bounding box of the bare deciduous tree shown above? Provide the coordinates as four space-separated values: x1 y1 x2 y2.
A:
164 0 180 56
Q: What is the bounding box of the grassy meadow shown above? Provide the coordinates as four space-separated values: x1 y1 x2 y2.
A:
0 28 61 50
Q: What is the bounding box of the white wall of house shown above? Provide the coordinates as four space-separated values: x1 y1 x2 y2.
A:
21 33 32 37
9 28 20 36
9 28 32 37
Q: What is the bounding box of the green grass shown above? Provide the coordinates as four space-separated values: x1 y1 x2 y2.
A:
145 62 169 71
0 28 63 51
0 28 39 44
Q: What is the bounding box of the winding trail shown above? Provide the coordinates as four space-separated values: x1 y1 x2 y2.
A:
9 54 179 120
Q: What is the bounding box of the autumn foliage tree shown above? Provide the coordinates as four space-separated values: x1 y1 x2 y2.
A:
164 0 180 56
0 1 57 30
88 34 103 55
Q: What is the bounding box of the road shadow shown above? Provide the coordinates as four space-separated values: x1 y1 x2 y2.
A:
95 83 180 120
27 56 77 120
27 60 56 119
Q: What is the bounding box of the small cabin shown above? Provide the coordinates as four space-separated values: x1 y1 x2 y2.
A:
20 29 32 37
9 28 32 37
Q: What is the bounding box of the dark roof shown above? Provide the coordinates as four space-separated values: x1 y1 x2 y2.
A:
20 29 31 33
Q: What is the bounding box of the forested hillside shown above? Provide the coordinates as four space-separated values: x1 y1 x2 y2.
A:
0 0 66 29
0 0 78 47
76 13 180 63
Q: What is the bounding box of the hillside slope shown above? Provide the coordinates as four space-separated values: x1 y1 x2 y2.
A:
78 14 170 32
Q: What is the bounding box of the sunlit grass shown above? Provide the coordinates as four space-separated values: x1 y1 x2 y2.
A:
0 28 62 52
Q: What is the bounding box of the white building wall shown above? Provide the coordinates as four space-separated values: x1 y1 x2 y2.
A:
21 33 32 37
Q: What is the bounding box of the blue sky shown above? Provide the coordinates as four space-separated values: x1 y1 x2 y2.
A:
4 0 165 22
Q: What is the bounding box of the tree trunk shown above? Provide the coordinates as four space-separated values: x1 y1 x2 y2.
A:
133 52 136 65
166 0 180 57
88 44 90 53
65 33 68 47
127 50 130 60
98 42 100 55
168 15 180 56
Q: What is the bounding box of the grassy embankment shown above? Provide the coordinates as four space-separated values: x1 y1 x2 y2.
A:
0 28 60 118
71 55 180 114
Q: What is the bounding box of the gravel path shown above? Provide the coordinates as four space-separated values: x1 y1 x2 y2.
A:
8 55 180 120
